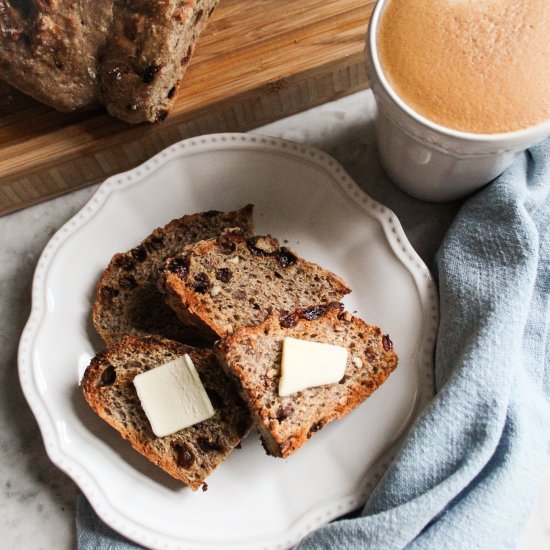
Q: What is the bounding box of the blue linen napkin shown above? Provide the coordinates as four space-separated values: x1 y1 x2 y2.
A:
77 140 550 549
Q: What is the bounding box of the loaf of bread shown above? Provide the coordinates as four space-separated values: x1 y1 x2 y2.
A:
0 0 220 123
215 303 398 458
158 229 351 342
81 336 252 490
92 205 254 347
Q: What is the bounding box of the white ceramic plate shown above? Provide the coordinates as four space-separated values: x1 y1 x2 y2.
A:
18 133 437 550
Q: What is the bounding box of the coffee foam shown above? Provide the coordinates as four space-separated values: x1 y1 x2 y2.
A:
377 0 550 134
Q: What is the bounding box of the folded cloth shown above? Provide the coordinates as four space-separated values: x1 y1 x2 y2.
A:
76 140 550 549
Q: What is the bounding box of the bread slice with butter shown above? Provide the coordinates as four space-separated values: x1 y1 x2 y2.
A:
81 336 252 491
215 303 398 458
158 229 351 342
93 205 254 347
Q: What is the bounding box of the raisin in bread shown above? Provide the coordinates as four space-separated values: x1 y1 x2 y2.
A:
93 205 253 346
81 336 251 491
158 230 351 342
215 304 398 458
0 0 220 123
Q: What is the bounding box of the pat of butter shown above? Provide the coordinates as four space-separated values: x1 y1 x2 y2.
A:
278 337 348 397
133 354 214 437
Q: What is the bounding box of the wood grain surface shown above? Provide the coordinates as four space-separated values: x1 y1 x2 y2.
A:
0 0 374 216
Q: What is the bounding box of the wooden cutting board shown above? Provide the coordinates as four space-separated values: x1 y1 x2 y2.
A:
0 0 374 216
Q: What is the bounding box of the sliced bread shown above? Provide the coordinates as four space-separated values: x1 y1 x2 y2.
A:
92 205 254 346
214 303 398 458
81 336 251 491
158 230 351 342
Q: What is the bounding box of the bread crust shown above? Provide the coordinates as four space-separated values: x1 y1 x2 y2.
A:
81 335 252 490
215 305 398 458
0 0 110 111
101 0 221 123
0 0 221 123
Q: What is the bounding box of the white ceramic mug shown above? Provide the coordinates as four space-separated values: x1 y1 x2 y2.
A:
365 0 550 202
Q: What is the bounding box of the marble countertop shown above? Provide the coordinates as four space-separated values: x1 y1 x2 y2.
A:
1 90 548 549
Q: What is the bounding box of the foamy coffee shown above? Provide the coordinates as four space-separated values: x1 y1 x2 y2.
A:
377 0 550 134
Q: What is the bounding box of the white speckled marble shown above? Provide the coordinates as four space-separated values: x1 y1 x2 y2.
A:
1 90 548 549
